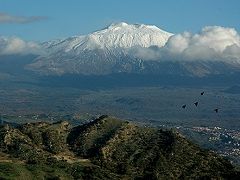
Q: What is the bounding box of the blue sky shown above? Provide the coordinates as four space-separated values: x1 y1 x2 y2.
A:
0 0 239 41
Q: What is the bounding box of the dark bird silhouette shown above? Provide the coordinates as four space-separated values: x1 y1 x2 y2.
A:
201 92 204 95
182 104 186 109
194 102 199 107
214 108 219 113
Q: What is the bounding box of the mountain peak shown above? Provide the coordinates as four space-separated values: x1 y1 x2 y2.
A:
108 22 161 31
100 22 172 36
92 22 173 49
109 22 129 27
43 22 173 53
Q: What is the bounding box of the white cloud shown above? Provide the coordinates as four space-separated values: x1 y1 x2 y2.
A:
189 26 239 52
0 37 41 55
164 32 191 54
133 26 240 62
223 44 240 60
1 25 239 62
0 12 47 24
128 46 162 60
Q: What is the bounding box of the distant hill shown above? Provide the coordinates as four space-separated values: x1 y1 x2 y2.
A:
0 115 239 179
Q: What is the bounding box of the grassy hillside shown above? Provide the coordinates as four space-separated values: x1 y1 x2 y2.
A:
0 115 239 179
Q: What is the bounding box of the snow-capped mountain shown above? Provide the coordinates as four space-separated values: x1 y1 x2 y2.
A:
27 22 175 75
43 22 173 53
27 22 240 76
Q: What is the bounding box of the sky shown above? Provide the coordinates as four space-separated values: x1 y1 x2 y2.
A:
0 0 240 41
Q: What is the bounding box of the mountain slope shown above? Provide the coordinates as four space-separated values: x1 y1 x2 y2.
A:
0 115 239 179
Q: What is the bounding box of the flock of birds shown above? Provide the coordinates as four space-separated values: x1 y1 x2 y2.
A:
182 91 219 113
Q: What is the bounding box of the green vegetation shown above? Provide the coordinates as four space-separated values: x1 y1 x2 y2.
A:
0 116 239 179
0 162 72 180
68 115 127 157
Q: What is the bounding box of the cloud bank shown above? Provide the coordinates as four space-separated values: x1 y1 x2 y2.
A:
133 26 240 62
0 25 239 61
0 37 41 55
0 12 46 24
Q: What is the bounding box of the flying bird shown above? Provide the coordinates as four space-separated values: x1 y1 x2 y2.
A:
194 102 199 107
201 92 204 95
182 104 186 109
214 108 219 113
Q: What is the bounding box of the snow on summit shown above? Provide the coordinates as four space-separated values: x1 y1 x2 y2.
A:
91 22 173 48
44 22 173 53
